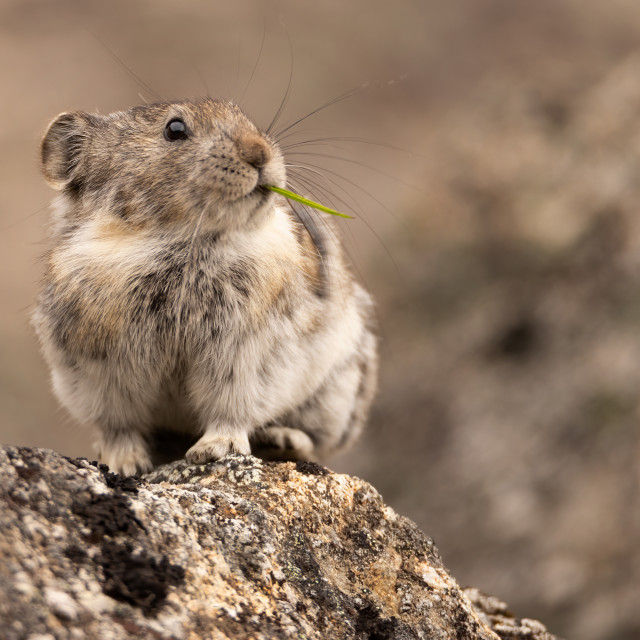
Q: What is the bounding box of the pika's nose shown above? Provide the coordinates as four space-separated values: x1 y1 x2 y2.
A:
236 132 271 169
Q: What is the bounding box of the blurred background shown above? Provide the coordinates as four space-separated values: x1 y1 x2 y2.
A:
2 1 640 638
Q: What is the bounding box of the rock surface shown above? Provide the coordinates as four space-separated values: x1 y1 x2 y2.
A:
0 446 560 640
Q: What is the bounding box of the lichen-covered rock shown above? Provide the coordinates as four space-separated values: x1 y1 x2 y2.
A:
463 589 559 640
0 446 560 640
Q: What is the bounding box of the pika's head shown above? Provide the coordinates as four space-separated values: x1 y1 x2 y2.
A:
41 99 286 232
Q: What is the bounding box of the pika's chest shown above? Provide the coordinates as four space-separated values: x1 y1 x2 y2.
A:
45 226 297 351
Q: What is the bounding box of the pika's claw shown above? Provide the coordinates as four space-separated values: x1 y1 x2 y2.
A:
185 431 251 464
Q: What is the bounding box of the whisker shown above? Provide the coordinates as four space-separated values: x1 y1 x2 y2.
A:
234 33 242 99
288 166 401 275
1 203 50 233
192 63 211 98
286 164 364 215
287 158 406 229
280 135 423 159
273 73 412 347
86 30 163 102
287 169 359 222
272 83 372 141
288 170 361 263
284 150 425 197
272 75 408 141
287 170 367 278
239 24 267 105
265 29 294 135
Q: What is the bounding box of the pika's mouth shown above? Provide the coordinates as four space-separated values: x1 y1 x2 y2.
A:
239 183 276 211
253 184 271 197
246 183 272 205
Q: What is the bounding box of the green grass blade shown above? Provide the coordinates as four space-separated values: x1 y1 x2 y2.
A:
264 185 354 219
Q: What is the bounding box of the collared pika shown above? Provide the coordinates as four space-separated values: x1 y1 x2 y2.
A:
33 98 378 475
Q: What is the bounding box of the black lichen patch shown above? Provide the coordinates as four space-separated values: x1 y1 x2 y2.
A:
66 458 183 616
83 459 141 493
452 602 482 640
100 468 141 494
346 527 380 554
99 540 185 615
280 528 351 620
64 544 89 564
294 460 329 476
66 457 140 493
355 603 416 640
71 493 145 542
390 518 440 566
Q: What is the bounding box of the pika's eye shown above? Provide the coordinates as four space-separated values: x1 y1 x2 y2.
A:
164 118 188 141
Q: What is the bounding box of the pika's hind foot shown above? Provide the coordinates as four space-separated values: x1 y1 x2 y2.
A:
251 425 315 461
185 430 251 464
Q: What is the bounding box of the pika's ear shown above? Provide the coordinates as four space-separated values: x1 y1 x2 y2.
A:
41 112 90 189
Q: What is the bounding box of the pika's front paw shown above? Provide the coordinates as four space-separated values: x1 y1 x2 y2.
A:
185 431 251 464
97 432 153 476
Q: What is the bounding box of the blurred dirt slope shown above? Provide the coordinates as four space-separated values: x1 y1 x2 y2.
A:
1 1 640 639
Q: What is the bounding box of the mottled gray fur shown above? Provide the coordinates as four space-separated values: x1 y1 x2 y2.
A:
33 98 378 475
